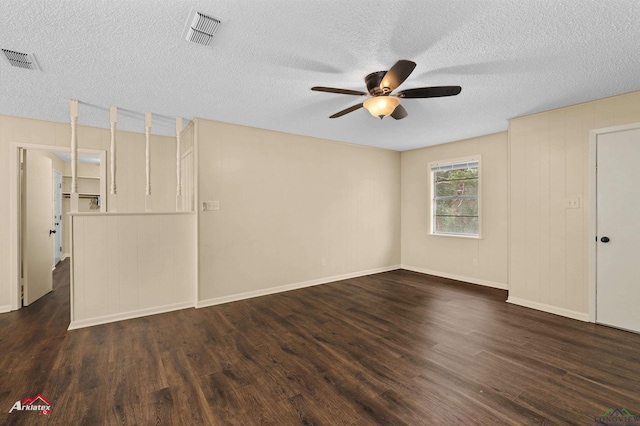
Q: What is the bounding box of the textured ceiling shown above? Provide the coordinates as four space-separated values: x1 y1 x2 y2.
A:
1 1 640 151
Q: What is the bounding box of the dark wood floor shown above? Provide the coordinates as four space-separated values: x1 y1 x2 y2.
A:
1 263 640 425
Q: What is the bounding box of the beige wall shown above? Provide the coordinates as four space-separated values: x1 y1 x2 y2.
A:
508 90 640 319
179 120 195 212
45 151 65 176
0 115 178 310
401 132 509 289
196 119 401 302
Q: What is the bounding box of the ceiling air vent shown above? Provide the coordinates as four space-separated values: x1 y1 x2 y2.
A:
1 49 40 70
184 11 221 46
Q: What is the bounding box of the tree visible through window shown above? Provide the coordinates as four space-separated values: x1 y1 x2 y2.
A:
431 159 479 236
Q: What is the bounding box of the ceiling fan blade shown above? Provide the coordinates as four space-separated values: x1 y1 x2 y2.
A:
311 86 367 96
395 86 462 98
329 103 364 118
380 60 416 92
391 104 408 120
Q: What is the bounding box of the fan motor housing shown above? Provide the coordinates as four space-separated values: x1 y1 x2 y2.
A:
365 71 387 96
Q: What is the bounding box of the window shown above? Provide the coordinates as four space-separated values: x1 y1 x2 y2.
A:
430 157 480 237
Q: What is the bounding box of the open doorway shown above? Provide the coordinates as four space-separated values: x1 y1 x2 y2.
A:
11 143 105 312
54 152 104 267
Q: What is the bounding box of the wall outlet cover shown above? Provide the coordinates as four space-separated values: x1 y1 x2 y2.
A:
202 200 220 211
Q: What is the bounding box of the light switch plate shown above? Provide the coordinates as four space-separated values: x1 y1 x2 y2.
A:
202 201 220 211
565 196 580 209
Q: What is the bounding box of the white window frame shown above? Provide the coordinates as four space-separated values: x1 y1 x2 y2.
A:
429 155 482 239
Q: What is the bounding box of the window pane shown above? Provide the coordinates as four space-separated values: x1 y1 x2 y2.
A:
435 178 478 197
435 167 478 184
435 216 478 235
435 198 478 216
431 161 478 173
431 159 479 236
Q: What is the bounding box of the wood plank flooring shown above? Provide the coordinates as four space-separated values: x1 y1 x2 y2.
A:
1 262 640 425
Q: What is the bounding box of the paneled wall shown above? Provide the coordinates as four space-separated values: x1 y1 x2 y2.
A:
69 212 196 329
0 114 179 311
196 119 401 304
401 132 509 288
509 90 640 319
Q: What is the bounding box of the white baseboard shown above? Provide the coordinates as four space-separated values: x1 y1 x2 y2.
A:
400 264 508 290
68 301 194 330
62 253 70 261
196 265 401 309
506 297 589 322
0 305 11 314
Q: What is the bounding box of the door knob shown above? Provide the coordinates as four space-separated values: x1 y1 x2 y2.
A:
600 236 610 243
49 229 56 235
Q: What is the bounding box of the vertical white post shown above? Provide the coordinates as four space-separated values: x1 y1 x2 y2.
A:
109 106 118 212
144 112 152 212
69 100 79 213
176 117 183 211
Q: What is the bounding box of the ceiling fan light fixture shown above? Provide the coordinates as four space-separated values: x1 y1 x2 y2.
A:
363 96 400 119
312 60 460 120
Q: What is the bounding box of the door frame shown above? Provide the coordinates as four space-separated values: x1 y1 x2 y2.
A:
9 142 106 311
588 122 640 323
53 168 63 266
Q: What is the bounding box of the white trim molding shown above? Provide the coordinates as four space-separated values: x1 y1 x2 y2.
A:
68 301 194 330
400 264 508 290
0 305 12 314
506 297 589 322
197 265 401 309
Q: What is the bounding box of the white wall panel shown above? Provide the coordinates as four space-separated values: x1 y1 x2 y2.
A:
71 216 85 320
84 216 110 317
508 90 640 319
70 212 196 329
106 216 120 314
117 215 139 313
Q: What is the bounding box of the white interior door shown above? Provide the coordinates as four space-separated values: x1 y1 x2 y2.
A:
53 169 63 265
23 150 53 306
596 127 640 333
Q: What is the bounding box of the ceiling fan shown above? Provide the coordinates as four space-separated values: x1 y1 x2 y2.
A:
311 60 461 120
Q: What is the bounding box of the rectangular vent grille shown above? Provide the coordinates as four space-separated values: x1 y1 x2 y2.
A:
185 12 221 46
187 28 214 46
2 49 39 70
